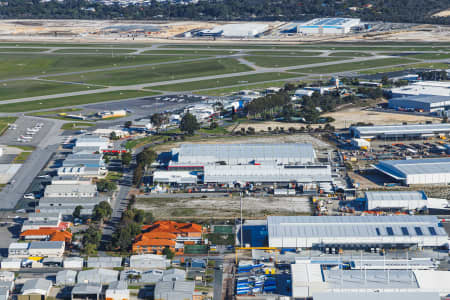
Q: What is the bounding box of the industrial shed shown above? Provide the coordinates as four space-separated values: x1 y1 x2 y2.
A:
388 95 450 113
152 171 198 184
350 123 450 139
63 257 84 269
77 268 118 285
364 191 428 210
105 281 129 300
87 256 122 269
56 270 77 286
373 158 450 185
154 280 195 300
267 216 447 249
172 143 316 166
203 164 332 184
297 18 360 35
21 279 52 297
71 283 102 300
129 254 170 269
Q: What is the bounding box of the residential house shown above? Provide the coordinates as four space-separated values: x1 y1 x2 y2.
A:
132 221 203 255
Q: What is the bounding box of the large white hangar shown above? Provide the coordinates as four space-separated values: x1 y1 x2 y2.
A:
388 95 450 113
350 123 450 139
155 143 336 186
297 18 360 35
373 158 450 185
267 215 448 249
364 191 428 211
203 164 332 185
170 143 317 167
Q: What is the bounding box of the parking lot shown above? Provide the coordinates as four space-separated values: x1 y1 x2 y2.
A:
0 117 53 147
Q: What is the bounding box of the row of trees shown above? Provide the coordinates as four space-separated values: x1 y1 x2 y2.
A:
133 147 157 186
110 207 153 252
80 201 112 254
1 0 450 24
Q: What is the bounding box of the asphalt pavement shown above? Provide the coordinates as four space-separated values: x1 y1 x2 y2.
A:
0 145 56 209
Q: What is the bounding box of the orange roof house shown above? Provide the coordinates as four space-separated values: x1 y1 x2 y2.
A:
133 220 203 255
20 229 72 242
49 231 73 243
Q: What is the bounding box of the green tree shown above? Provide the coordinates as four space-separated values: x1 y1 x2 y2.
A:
82 225 102 248
136 148 157 167
133 166 143 186
124 121 132 128
121 152 132 166
92 201 112 222
162 247 175 259
73 205 83 219
180 112 199 135
96 179 117 193
109 131 118 140
151 113 166 133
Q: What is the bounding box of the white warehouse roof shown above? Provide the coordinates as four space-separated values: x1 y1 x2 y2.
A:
351 123 450 138
268 216 447 248
365 191 428 210
204 164 332 184
373 158 450 185
174 143 316 165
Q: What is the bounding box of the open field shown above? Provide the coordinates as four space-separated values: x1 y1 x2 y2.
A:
27 108 82 116
12 151 31 163
0 80 98 101
246 50 322 56
0 47 48 52
0 90 159 112
294 58 416 73
61 122 95 130
243 55 344 68
196 80 308 96
323 108 440 129
329 52 373 57
0 117 17 135
0 53 206 80
165 44 450 51
143 49 238 55
53 48 136 54
151 72 301 91
50 58 252 86
135 195 312 219
359 62 450 75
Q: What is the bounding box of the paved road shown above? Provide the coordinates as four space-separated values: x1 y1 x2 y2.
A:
0 145 56 209
100 162 133 248
213 260 224 300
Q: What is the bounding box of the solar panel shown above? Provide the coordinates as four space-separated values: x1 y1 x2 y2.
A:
415 227 423 236
428 227 437 236
401 227 409 236
375 228 381 236
386 227 394 236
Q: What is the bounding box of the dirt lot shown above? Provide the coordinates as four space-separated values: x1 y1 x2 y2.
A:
134 195 312 219
323 108 439 129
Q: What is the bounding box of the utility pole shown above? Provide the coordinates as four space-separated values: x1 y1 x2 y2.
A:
240 192 243 247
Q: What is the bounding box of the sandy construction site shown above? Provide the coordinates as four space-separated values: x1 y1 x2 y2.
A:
1 19 450 43
134 194 312 219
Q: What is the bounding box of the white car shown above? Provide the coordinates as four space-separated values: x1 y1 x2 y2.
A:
23 193 35 200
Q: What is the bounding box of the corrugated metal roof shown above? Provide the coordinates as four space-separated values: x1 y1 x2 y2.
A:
204 164 331 183
268 216 446 239
72 283 102 294
365 191 427 202
29 241 64 249
314 292 440 300
176 143 316 164
352 123 450 135
376 158 450 176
